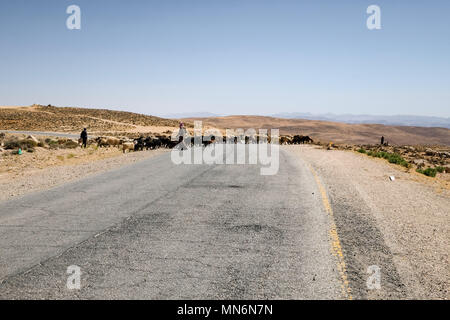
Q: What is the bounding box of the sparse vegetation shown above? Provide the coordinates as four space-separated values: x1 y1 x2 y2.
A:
41 138 79 149
4 138 37 151
366 151 410 168
48 140 59 149
416 168 437 177
4 139 21 149
347 144 449 179
435 166 445 173
62 140 78 149
416 166 447 177
21 139 38 149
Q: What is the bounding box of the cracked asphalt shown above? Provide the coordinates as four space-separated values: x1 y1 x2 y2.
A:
0 147 345 299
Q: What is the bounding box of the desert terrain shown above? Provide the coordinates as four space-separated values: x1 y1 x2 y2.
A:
0 104 183 136
1 105 449 196
2 106 449 146
0 105 448 299
182 115 450 146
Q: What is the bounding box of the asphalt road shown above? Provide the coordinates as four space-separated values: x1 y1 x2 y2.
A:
0 147 345 299
0 130 80 138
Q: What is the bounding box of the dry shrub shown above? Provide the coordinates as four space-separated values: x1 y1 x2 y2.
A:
62 140 78 149
4 138 37 150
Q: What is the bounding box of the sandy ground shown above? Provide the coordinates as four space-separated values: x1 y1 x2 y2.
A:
0 147 167 202
286 145 449 299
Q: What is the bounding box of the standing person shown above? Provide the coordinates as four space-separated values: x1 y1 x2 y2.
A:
80 128 88 148
177 122 187 150
381 136 385 145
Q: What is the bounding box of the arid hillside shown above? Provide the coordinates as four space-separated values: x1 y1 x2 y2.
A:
182 115 450 146
0 105 183 134
2 107 449 146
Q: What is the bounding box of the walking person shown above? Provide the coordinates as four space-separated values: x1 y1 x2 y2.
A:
381 136 385 145
80 128 88 148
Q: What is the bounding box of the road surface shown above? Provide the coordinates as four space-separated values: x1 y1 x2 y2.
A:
0 130 80 139
0 147 347 299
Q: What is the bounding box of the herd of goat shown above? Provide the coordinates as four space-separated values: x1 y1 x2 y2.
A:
91 134 314 153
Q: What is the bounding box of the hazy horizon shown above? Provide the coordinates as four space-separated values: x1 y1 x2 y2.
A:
4 104 450 120
154 110 450 119
1 1 449 117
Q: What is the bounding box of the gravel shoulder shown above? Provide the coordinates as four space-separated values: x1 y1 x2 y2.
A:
285 145 449 299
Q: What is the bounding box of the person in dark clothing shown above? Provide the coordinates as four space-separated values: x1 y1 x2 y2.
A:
177 122 188 150
80 128 88 148
381 136 385 145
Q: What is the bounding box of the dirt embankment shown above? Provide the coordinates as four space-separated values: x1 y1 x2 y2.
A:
182 115 450 146
287 145 449 299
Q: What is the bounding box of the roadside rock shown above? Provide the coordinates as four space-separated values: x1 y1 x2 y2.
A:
413 159 426 167
437 151 450 158
27 135 39 143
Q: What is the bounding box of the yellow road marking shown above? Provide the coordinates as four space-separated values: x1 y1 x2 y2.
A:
308 164 353 300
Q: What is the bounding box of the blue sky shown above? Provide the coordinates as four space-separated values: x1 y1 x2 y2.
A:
1 0 449 117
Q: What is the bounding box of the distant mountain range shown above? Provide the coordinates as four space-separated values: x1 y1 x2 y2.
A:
160 112 224 119
164 112 450 129
271 113 450 129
